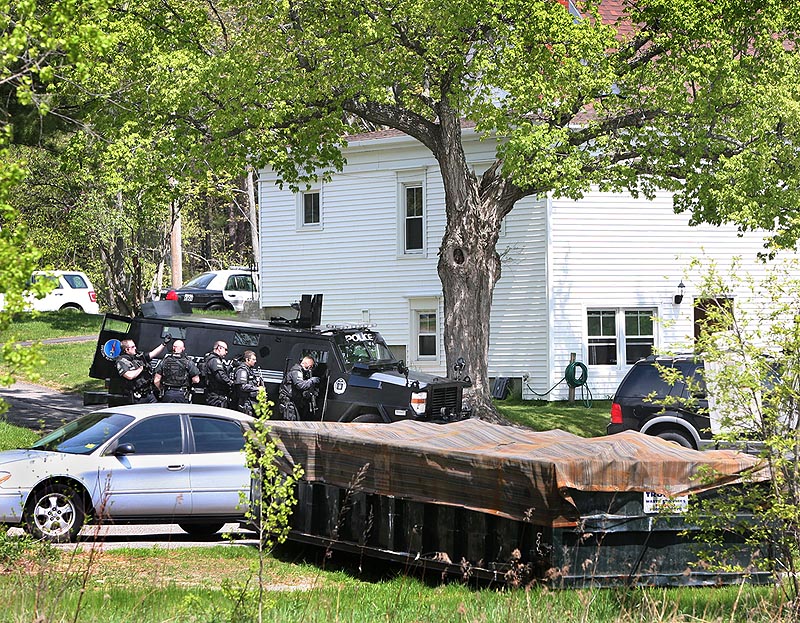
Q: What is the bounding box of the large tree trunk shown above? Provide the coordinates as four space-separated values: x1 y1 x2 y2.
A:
434 108 524 422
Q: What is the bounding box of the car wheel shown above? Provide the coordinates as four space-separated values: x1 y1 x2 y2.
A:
656 430 694 449
25 483 86 543
178 522 225 538
206 303 229 311
58 304 83 313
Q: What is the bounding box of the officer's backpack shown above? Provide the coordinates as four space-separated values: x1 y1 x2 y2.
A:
160 355 189 388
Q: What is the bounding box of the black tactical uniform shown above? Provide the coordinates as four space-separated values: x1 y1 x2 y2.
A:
116 352 157 404
279 362 320 421
232 361 261 416
156 354 200 403
203 351 232 408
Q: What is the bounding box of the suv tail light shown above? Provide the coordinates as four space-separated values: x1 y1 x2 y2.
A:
610 402 623 424
88 290 97 302
165 290 178 301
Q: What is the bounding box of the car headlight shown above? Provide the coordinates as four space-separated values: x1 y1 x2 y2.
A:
0 472 11 486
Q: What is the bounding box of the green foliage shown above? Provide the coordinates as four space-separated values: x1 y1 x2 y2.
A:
0 525 58 570
675 258 800 605
240 388 304 620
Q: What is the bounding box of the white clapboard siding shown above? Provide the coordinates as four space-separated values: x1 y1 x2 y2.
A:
545 189 780 400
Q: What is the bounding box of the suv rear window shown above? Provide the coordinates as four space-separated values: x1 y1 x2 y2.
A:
63 274 88 289
619 361 701 399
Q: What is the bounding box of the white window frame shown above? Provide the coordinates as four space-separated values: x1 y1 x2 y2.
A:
397 171 426 257
296 186 322 230
587 307 657 366
408 297 440 363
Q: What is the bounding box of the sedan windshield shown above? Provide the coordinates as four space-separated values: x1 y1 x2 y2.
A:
335 330 396 367
30 412 134 455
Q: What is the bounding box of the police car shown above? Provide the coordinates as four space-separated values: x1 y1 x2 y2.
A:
86 295 470 423
162 268 258 312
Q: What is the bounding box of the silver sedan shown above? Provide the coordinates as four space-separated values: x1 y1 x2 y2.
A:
0 404 254 542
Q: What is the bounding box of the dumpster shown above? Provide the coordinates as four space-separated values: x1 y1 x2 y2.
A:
266 419 770 586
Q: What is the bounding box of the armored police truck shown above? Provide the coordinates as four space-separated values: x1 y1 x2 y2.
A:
85 296 470 423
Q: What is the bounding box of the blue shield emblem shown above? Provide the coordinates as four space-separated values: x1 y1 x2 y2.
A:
102 339 122 360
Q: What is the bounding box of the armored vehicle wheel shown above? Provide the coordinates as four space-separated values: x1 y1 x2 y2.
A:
353 412 384 423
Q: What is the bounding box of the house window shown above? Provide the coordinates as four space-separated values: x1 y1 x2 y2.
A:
588 310 617 365
404 185 424 253
588 308 655 366
624 310 655 364
302 191 320 226
417 311 437 357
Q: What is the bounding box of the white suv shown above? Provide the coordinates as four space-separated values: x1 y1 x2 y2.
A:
26 271 100 314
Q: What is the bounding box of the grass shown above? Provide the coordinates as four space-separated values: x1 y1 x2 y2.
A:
3 311 103 342
0 540 789 622
497 397 612 437
0 418 37 448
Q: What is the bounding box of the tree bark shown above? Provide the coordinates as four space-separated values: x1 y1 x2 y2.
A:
432 107 525 422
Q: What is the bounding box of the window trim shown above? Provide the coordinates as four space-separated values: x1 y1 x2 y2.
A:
586 307 657 366
408 296 440 363
397 171 426 257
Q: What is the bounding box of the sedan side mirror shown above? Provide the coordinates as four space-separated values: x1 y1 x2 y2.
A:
113 443 136 456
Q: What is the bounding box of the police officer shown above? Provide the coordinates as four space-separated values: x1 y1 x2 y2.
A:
202 340 233 408
154 339 200 403
232 350 262 416
115 337 169 404
279 355 320 421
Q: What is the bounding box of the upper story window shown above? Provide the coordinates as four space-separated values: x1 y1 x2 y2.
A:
296 186 322 230
588 308 655 365
302 191 320 226
404 185 424 253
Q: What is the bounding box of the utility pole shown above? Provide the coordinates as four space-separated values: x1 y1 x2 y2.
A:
170 199 183 288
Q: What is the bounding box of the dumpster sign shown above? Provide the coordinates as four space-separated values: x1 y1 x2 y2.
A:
643 491 689 514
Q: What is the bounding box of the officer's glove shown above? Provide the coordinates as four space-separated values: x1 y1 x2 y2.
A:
311 377 320 385
161 333 172 346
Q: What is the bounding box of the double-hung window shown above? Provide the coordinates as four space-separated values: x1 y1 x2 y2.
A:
404 185 424 253
297 187 321 229
587 308 655 365
302 191 320 226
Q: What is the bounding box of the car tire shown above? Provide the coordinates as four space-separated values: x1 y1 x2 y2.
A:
25 483 86 543
656 430 695 449
206 303 229 311
58 304 84 313
178 522 225 538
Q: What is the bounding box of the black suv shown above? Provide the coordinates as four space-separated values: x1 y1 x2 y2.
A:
606 355 710 449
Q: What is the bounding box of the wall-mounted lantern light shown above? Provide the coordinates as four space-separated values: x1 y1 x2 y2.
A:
673 281 685 305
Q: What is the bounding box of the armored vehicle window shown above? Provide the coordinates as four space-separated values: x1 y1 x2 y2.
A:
335 331 395 367
233 332 259 347
162 326 187 340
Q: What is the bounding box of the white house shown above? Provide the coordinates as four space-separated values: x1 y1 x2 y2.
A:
258 127 784 401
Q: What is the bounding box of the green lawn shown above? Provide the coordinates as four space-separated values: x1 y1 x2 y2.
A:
3 311 103 342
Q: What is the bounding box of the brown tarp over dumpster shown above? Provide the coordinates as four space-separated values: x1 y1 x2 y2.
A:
266 419 766 527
